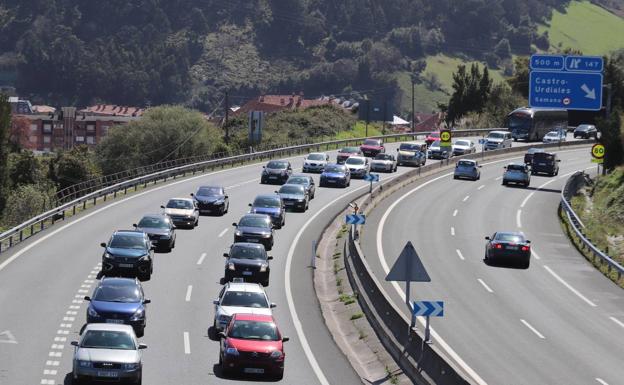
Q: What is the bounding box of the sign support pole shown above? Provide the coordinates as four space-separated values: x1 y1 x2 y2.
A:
424 316 432 344
369 180 373 193
406 251 415 330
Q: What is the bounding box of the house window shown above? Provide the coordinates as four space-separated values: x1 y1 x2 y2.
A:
75 136 84 142
86 124 95 132
54 123 64 129
86 136 95 144
43 135 51 143
43 124 52 133
101 125 110 136
29 136 37 143
30 124 38 132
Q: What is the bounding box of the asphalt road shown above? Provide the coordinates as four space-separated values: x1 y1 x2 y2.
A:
360 147 624 385
0 135 576 385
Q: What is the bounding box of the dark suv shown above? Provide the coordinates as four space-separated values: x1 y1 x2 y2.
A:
261 160 292 184
101 231 154 280
531 152 560 176
223 243 273 286
573 124 598 139
233 214 274 251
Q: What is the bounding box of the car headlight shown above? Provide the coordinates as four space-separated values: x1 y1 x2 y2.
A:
130 308 144 321
297 199 305 202
87 307 99 317
235 230 242 237
123 362 140 370
77 360 92 368
139 254 150 262
104 252 113 259
228 263 236 271
262 233 272 238
270 351 283 359
259 264 268 272
225 347 239 356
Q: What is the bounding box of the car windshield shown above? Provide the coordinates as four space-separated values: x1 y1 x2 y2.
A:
507 164 526 172
221 292 269 308
197 187 222 196
324 165 345 173
110 234 145 249
455 140 470 146
345 157 365 165
341 147 359 153
494 233 525 243
375 154 393 160
138 216 169 229
267 161 288 169
93 283 141 302
230 245 266 260
166 199 193 209
431 140 440 147
546 132 559 137
80 330 136 350
280 185 304 195
488 132 505 139
399 144 419 151
458 161 475 167
238 216 271 228
307 153 325 161
363 139 380 146
229 320 279 341
577 125 593 131
287 177 308 185
253 196 280 208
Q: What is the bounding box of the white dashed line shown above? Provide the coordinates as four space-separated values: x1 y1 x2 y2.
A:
453 209 458 217
69 305 81 309
516 209 522 228
477 279 494 293
54 337 66 342
43 370 57 376
218 228 229 238
51 344 64 350
40 380 54 384
183 331 191 354
477 185 485 190
45 361 60 366
63 317 75 321
48 351 62 357
520 319 545 339
197 253 207 265
77 289 88 294
609 316 624 328
59 323 72 328
543 265 597 307
84 280 94 284
596 378 610 385
56 330 69 335
74 295 83 298
66 311 77 315
451 227 455 236
185 285 193 302
462 195 470 202
455 249 465 260
87 275 96 279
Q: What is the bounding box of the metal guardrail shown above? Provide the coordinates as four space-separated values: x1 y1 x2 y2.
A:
0 128 494 254
560 172 624 280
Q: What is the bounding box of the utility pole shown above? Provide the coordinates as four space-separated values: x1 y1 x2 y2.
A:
605 83 612 117
224 91 230 144
411 74 416 132
365 99 370 137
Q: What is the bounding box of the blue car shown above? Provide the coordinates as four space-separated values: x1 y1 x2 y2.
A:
502 163 531 187
453 159 481 181
319 163 351 188
100 230 154 280
84 277 150 337
248 194 285 229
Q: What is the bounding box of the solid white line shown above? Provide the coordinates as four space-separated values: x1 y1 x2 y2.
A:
185 285 193 302
477 279 494 293
183 331 191 354
218 228 229 238
196 253 207 265
516 209 522 228
596 378 610 385
609 316 624 328
520 319 545 339
520 192 535 208
451 227 455 236
453 209 458 217
477 185 485 190
543 264 597 307
462 195 470 202
455 249 465 260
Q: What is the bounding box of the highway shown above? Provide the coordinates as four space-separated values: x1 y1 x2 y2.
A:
360 147 624 385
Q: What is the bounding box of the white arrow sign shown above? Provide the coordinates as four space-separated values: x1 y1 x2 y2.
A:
0 330 17 344
581 84 596 100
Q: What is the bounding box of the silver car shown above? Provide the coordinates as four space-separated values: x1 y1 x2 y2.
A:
162 197 199 228
452 139 476 156
213 281 275 331
345 156 370 178
370 153 397 172
71 323 146 384
453 159 481 181
303 152 329 173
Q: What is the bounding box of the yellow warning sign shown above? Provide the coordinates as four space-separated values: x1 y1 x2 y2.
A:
440 130 452 147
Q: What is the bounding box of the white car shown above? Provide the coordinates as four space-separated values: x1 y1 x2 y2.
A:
543 130 566 143
213 281 275 331
303 152 329 173
370 153 397 173
452 139 476 156
345 156 370 178
161 197 199 228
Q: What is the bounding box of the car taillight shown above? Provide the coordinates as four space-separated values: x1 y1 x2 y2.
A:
521 246 530 252
494 243 503 249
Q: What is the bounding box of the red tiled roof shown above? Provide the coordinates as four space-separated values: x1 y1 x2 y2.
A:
79 104 145 117
234 94 333 115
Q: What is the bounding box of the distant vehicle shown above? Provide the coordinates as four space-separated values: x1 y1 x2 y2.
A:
336 146 363 164
248 194 285 229
302 152 329 173
191 186 229 215
71 324 146 384
484 231 531 268
345 156 370 178
502 163 530 187
542 130 566 143
134 214 176 252
396 142 427 167
523 147 545 165
162 198 199 228
319 164 351 187
506 107 568 141
370 153 397 172
223 243 273 286
100 230 154 281
218 314 288 379
452 139 476 156
531 152 560 176
483 130 513 151
573 124 598 139
277 184 309 212
453 159 481 181
359 138 385 157
425 131 441 146
233 214 274 251
261 160 292 184
285 174 316 199
84 277 150 337
213 281 275 331
428 140 451 159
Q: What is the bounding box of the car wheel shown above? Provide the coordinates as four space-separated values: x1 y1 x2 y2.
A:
263 278 270 287
136 326 145 338
274 369 284 380
502 180 507 186
140 272 151 281
522 259 530 269
453 175 458 180
134 376 142 385
73 377 84 385
194 218 199 227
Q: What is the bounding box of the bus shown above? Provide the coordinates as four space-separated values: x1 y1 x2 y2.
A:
505 107 568 142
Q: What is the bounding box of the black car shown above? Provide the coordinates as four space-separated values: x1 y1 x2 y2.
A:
191 186 229 215
319 164 351 187
277 184 309 212
101 231 154 280
233 214 274 251
261 160 292 184
573 124 598 139
285 174 316 199
523 147 545 165
134 214 176 252
249 194 285 229
484 231 531 268
223 243 273 286
531 152 560 176
84 277 150 337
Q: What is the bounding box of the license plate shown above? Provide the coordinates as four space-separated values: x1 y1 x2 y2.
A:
119 263 134 268
538 163 546 166
106 319 124 324
269 176 277 179
284 202 293 206
243 368 265 374
97 371 118 378
247 239 259 243
327 180 336 183
242 271 253 276
507 246 519 250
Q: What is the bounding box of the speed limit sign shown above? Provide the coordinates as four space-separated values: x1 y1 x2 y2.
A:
591 143 605 163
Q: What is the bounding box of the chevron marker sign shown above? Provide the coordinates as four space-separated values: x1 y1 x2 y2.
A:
345 214 366 225
364 173 379 182
412 301 444 317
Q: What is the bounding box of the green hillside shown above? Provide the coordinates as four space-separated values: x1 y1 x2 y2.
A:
540 1 624 55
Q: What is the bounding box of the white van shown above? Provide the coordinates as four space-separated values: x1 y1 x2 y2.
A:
484 130 512 151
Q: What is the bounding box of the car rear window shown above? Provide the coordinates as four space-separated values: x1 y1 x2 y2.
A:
494 233 525 243
238 216 271 228
345 157 365 165
166 199 193 209
81 330 136 350
197 187 222 196
375 154 393 160
94 284 141 302
533 153 555 161
458 161 475 167
341 147 360 153
399 144 420 151
363 139 381 146
507 164 526 171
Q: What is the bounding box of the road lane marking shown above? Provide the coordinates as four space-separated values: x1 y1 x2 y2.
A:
45 361 59 366
596 378 610 385
463 195 470 202
56 330 69 335
197 253 207 265
456 249 465 260
520 319 545 339
40 380 54 385
451 227 455 236
218 228 229 238
477 279 493 293
609 316 624 328
542 264 597 307
183 331 191 354
53 337 66 342
495 176 502 180
185 285 193 302
477 185 485 190
516 209 522 228
48 351 62 357
453 209 458 217
43 370 57 376
62 317 75 322
51 344 63 350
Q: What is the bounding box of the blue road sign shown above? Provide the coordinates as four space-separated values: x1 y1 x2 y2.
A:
346 214 366 225
412 301 444 317
364 173 379 182
565 56 603 72
529 71 603 111
530 54 564 71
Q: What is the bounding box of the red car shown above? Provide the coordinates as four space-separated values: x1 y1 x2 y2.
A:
219 314 289 379
359 138 385 157
425 131 441 146
336 146 363 164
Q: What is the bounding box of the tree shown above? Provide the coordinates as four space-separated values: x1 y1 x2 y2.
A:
49 146 100 191
0 95 10 217
1 184 54 227
507 56 530 98
597 109 623 172
9 151 45 187
446 63 492 125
